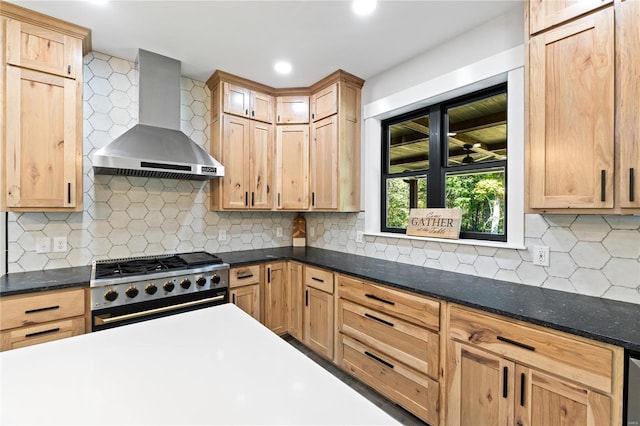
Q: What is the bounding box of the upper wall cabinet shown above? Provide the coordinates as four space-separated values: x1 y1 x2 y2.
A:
1 3 90 212
223 82 274 124
526 0 639 213
276 95 309 124
310 83 338 122
529 0 613 35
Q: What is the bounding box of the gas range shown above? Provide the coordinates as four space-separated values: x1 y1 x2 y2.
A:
90 252 229 330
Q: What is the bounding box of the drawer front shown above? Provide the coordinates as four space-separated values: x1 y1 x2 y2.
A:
229 265 261 288
0 289 85 330
341 335 439 426
0 317 85 351
304 266 334 293
338 274 440 331
449 306 614 393
339 299 439 380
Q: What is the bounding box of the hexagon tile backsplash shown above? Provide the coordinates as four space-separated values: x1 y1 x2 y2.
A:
5 52 640 306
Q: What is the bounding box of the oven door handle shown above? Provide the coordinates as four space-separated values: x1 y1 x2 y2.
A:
94 295 225 326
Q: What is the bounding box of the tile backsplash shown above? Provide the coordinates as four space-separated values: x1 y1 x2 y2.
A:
5 52 640 306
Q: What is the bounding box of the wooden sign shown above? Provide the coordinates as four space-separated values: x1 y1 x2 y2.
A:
406 208 462 239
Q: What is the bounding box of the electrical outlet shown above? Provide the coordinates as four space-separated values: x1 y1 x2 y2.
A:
356 231 364 243
276 227 283 237
218 230 226 241
53 236 67 253
36 237 51 253
533 245 549 266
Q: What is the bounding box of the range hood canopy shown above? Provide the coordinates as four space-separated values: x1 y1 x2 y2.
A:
92 49 224 180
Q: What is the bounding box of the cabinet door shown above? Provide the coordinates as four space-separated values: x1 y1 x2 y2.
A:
5 66 79 208
311 115 338 209
249 121 273 209
5 19 81 79
250 90 274 123
230 284 260 322
529 0 612 35
447 341 514 426
304 286 334 360
222 115 250 209
263 263 286 335
287 262 304 341
276 95 310 124
275 125 310 210
515 366 611 426
528 8 614 209
310 83 338 122
617 0 640 208
223 82 251 117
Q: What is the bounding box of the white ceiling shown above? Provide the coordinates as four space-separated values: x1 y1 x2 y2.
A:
10 0 521 87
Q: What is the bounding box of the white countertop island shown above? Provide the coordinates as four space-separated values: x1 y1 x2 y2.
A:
0 304 399 425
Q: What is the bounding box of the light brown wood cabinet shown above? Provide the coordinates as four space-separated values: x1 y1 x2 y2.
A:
526 0 640 213
337 274 441 425
446 305 623 426
276 95 309 124
1 4 89 212
287 261 304 341
275 125 310 210
0 288 86 351
262 262 287 335
229 265 261 321
210 115 273 210
223 81 273 124
303 265 334 360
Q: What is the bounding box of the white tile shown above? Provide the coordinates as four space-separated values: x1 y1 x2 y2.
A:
128 219 149 236
546 252 577 278
88 113 113 132
524 214 548 238
601 286 640 304
108 57 132 74
569 242 610 269
474 256 499 278
108 229 131 246
127 203 148 220
88 94 112 114
108 245 131 259
17 232 37 252
455 245 478 264
18 252 48 271
108 211 130 229
88 58 113 78
109 107 132 126
177 226 194 242
439 252 459 271
542 277 576 293
144 195 165 211
455 264 477 276
161 218 180 234
543 215 576 227
603 215 640 230
108 193 131 211
144 227 164 244
541 227 577 252
87 221 113 238
7 243 24 263
570 215 610 242
494 269 521 283
602 258 640 288
67 248 93 266
127 236 148 253
515 262 546 286
384 245 399 262
17 213 48 231
493 248 522 270
88 77 113 97
603 230 640 259
108 73 132 92
570 269 611 297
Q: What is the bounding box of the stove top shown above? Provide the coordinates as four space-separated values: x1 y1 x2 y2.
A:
93 252 224 280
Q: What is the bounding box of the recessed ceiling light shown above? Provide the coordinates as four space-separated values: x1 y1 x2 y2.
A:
274 61 292 75
352 0 377 16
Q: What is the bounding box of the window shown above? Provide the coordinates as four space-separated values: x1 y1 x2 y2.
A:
381 84 507 241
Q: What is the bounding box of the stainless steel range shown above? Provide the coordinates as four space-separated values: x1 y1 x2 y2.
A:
90 252 229 331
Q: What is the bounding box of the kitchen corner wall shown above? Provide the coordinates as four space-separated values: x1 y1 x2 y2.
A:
6 52 294 273
305 212 640 305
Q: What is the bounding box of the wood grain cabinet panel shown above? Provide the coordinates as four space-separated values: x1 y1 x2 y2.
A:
275 125 310 210
230 285 260 322
529 0 613 35
276 95 309 124
287 262 304 341
310 83 338 122
223 82 273 124
262 262 287 335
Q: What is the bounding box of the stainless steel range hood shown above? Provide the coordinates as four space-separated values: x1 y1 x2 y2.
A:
92 49 224 180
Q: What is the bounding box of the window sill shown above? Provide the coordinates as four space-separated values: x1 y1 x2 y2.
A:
364 231 526 250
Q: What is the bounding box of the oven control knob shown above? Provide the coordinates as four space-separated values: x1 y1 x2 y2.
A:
196 276 207 287
163 281 175 292
211 274 221 284
145 283 158 295
104 289 119 302
180 279 192 289
125 286 139 298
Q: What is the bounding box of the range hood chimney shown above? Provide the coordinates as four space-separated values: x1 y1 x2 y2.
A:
92 49 224 180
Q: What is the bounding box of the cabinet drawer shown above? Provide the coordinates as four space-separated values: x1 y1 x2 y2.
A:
0 317 85 351
230 265 261 288
341 335 439 426
339 299 439 380
449 306 615 393
0 289 85 330
338 275 439 331
304 266 334 293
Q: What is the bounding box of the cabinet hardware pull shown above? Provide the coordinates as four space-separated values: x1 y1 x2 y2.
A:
278 193 281 207
311 277 324 283
520 373 526 406
252 110 255 117
251 192 255 206
503 366 508 398
232 294 236 304
277 115 280 122
67 65 71 75
312 192 315 206
25 305 60 314
600 170 606 202
68 182 71 204
236 273 254 280
497 336 535 351
267 267 271 283
364 293 395 306
630 168 635 202
245 109 249 115
311 113 315 120
364 351 394 369
245 192 248 206
364 313 394 327
25 327 60 339
305 290 309 306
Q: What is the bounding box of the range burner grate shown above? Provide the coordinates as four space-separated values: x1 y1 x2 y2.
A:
93 252 223 279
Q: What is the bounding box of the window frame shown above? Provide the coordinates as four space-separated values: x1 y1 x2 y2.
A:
380 83 508 242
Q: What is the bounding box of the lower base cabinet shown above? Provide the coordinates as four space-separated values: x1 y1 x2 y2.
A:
263 262 287 335
229 265 261 322
303 265 335 360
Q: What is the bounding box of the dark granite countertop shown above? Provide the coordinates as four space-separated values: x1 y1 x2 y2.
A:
2 247 638 352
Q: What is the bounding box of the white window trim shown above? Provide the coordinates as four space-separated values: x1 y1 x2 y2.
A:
362 45 526 249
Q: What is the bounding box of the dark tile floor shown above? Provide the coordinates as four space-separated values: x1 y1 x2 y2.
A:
284 335 429 426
